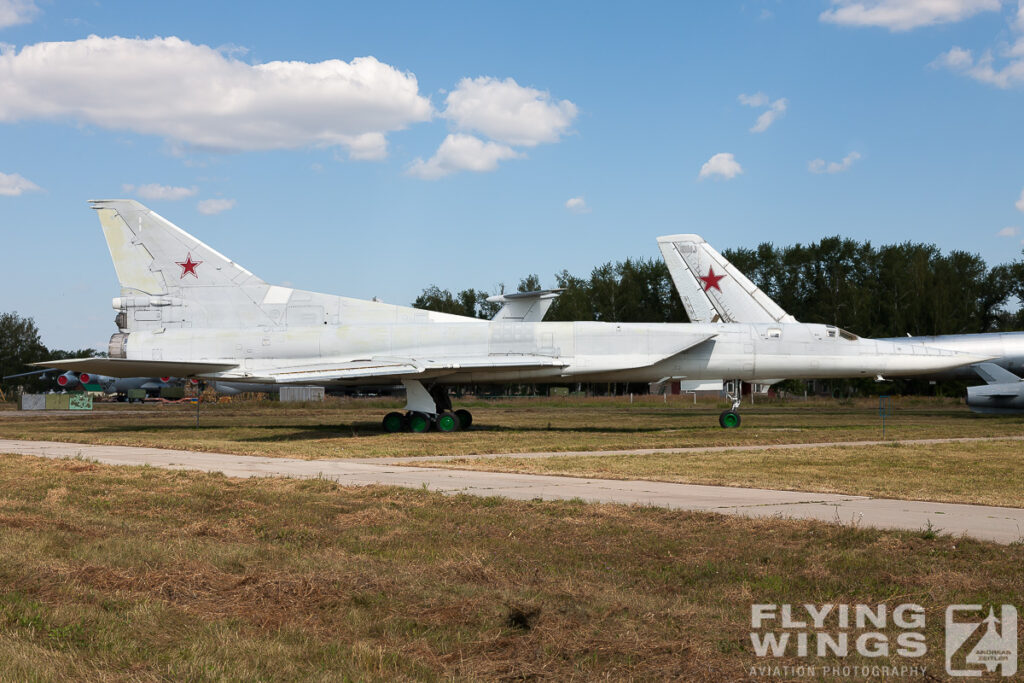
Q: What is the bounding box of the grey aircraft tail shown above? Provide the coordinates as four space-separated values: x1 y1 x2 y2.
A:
656 233 796 324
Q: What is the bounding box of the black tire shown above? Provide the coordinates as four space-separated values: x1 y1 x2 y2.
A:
719 410 741 429
382 411 406 433
454 409 473 429
407 412 431 433
436 412 459 433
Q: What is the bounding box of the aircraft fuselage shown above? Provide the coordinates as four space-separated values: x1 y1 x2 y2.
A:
122 320 979 386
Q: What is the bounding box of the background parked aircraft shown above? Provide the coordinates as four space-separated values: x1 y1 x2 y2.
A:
657 233 1024 413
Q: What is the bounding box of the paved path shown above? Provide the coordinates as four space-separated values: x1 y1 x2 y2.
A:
365 435 1024 462
2 439 1023 544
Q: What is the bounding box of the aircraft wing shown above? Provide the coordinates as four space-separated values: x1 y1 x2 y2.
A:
264 355 568 383
562 332 717 375
972 362 1022 385
2 368 61 380
33 357 238 378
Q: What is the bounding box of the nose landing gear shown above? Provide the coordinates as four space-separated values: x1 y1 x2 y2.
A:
719 379 743 428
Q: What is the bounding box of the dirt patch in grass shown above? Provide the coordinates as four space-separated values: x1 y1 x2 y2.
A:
0 453 1021 679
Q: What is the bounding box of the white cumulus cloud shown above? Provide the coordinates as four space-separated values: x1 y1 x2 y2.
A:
442 76 577 147
407 134 522 180
0 170 40 196
934 44 1024 88
197 198 236 215
122 183 198 200
739 93 788 132
0 0 38 29
820 0 1000 31
0 35 433 158
933 1 1024 88
937 0 1024 89
808 151 862 174
699 153 743 180
565 196 590 213
997 226 1020 236
1017 187 1024 212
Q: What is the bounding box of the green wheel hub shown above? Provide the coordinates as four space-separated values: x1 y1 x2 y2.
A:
436 412 458 433
382 412 405 433
719 410 741 429
408 412 431 433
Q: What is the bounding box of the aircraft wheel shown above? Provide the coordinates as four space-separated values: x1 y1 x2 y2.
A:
436 412 459 433
719 410 741 429
382 411 406 433
455 409 473 429
407 412 431 433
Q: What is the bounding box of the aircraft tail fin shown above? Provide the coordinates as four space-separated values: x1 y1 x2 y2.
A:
656 234 797 324
92 199 275 332
92 199 265 295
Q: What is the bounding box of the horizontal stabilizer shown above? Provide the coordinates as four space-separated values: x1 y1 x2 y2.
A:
972 362 1022 385
33 358 237 378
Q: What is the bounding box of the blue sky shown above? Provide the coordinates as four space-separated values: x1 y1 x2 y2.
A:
2 0 1023 350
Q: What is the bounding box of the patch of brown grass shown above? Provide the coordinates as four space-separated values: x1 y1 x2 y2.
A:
0 453 1020 679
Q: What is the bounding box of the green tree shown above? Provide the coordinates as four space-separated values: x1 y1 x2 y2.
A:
517 274 542 292
413 286 496 319
725 238 1016 337
0 312 48 396
546 270 594 321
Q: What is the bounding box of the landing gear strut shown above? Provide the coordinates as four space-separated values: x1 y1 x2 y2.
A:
380 380 473 433
719 379 742 428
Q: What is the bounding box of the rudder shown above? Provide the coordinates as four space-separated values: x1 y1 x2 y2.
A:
92 199 275 332
657 233 796 324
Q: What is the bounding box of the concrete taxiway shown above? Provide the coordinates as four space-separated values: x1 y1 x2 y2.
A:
2 438 1022 544
368 435 1024 462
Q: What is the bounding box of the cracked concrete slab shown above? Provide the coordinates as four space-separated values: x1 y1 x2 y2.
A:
2 439 1022 544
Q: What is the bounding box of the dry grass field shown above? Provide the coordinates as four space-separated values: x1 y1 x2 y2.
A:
3 396 1024 509
1 395 1021 461
0 453 1021 681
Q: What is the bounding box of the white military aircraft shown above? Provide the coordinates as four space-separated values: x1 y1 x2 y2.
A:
39 200 991 430
657 233 1024 414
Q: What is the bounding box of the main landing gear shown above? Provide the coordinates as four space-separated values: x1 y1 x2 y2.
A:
719 379 742 429
381 380 473 433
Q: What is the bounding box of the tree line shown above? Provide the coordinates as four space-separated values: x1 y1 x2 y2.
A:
414 236 1024 336
0 312 97 395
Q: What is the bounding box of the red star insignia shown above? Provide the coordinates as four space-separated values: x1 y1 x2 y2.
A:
699 266 725 292
176 252 202 279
